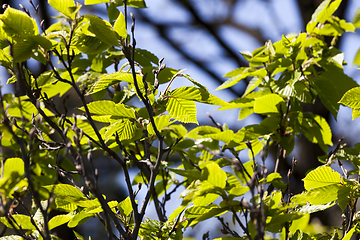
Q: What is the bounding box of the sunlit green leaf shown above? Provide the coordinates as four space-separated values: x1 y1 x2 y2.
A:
114 12 127 39
339 87 360 109
303 166 342 190
84 15 119 46
254 93 285 114
166 97 198 124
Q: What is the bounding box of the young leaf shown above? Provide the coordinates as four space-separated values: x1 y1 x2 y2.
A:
311 64 358 120
339 87 360 109
48 0 77 19
0 215 37 230
79 100 136 119
84 0 110 5
0 7 38 38
48 212 76 230
342 224 357 240
303 166 342 190
114 12 127 39
118 197 133 217
84 15 119 46
166 97 198 124
254 93 285 114
88 72 143 95
147 115 173 135
202 162 227 188
43 184 85 198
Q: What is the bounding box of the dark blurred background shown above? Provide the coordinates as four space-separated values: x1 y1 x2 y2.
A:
1 0 360 239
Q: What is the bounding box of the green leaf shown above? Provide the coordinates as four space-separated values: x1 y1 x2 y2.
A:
118 197 133 217
41 80 72 98
216 68 266 90
104 119 138 140
306 0 341 33
339 87 360 109
0 215 37 230
68 210 93 228
79 100 136 119
254 93 285 114
186 205 227 227
186 126 234 143
166 97 198 124
3 158 24 177
114 12 127 39
88 72 143 95
73 33 110 55
43 184 85 198
48 212 76 230
147 115 174 135
202 162 227 188
266 172 287 190
84 15 119 46
0 7 38 38
48 0 77 19
115 0 147 8
12 39 37 62
134 48 159 67
289 214 310 234
303 166 342 190
84 0 110 5
311 64 358 120
292 201 336 214
266 213 303 233
343 224 357 240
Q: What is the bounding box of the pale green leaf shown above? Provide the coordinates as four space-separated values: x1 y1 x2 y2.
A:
48 0 77 19
3 157 24 178
147 115 173 135
79 100 136 119
118 197 133 217
88 72 143 95
114 12 127 39
0 215 37 229
217 68 266 90
352 108 360 120
339 87 360 109
203 162 227 188
41 80 72 98
254 93 285 114
187 205 227 227
343 224 357 240
43 184 85 198
186 126 234 143
84 0 110 5
166 97 198 124
48 212 76 230
0 7 38 38
67 210 93 228
292 201 336 214
104 119 138 140
306 0 341 33
303 166 342 190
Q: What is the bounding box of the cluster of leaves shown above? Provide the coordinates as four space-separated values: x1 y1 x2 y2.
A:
1 0 360 239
